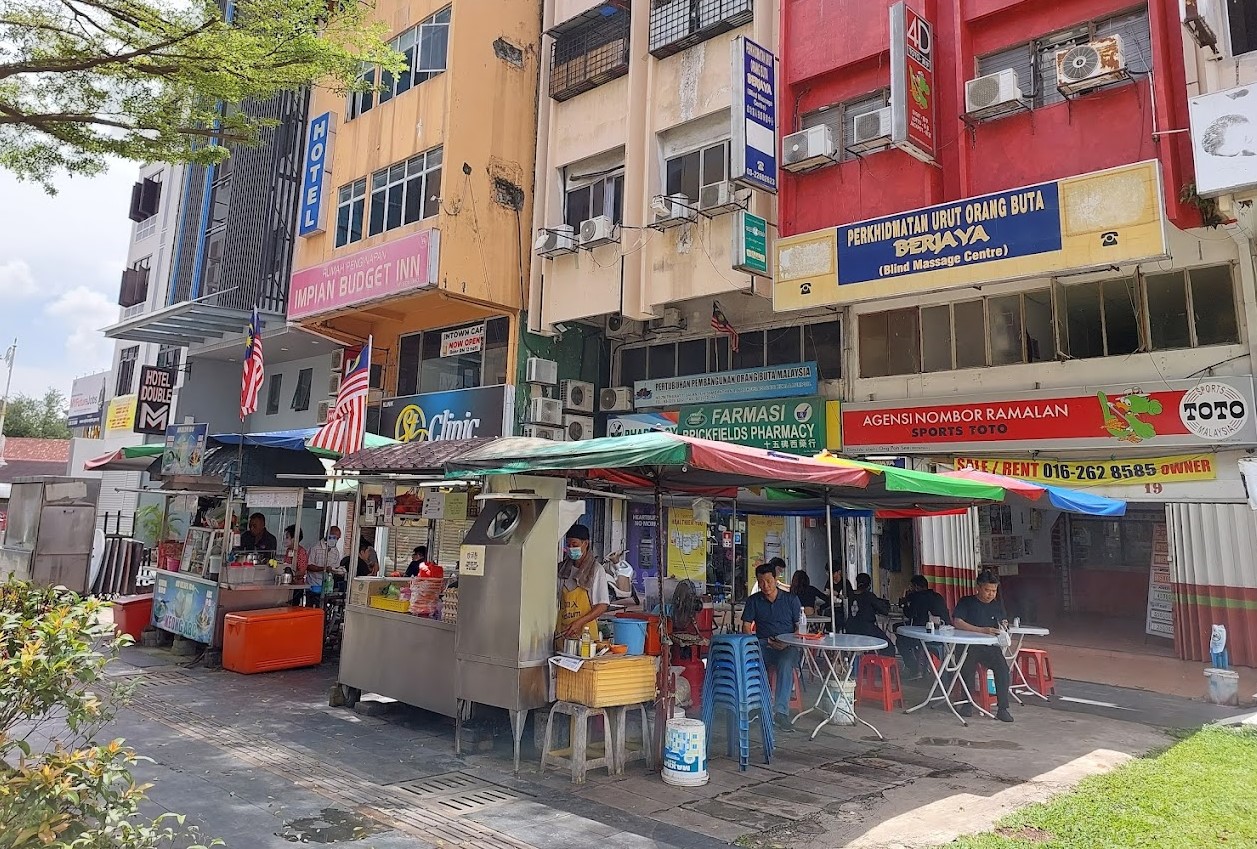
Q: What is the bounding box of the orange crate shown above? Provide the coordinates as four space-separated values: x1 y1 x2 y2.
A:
222 607 323 674
556 655 657 707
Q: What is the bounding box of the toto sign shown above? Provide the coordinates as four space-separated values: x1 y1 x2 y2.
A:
1180 381 1249 441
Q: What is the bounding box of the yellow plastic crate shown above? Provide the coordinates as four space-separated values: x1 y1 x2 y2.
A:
368 595 411 613
556 655 657 707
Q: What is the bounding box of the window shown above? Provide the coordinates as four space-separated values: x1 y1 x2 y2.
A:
1229 0 1257 55
266 373 283 415
128 177 161 224
664 141 728 204
564 172 624 230
550 7 630 102
348 7 450 120
649 0 753 59
802 91 889 161
1146 266 1240 350
116 347 139 396
858 308 920 377
367 147 442 238
292 368 313 412
1058 277 1139 358
156 345 181 374
976 7 1151 108
335 178 367 248
118 256 151 308
395 317 511 396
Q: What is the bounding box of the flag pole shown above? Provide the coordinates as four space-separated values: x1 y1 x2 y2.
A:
0 338 15 467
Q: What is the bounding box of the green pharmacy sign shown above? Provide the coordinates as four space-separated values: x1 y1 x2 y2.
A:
678 396 825 454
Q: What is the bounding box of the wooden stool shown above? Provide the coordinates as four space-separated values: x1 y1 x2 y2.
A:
540 701 614 783
767 665 805 712
1017 649 1057 696
609 702 653 774
855 655 904 712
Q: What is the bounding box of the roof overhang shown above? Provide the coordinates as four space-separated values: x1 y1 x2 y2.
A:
103 301 257 347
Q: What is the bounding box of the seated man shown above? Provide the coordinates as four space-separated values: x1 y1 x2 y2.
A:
846 573 895 656
899 575 951 679
741 562 803 733
952 570 1014 723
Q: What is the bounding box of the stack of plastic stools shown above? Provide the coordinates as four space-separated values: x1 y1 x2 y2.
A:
701 634 774 770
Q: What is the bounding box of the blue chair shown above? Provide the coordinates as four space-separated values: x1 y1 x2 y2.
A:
700 635 775 769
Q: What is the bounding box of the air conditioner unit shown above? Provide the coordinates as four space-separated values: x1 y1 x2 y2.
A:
522 424 565 441
316 400 331 424
328 373 342 397
1056 35 1126 96
849 107 892 153
564 414 596 441
526 397 564 426
781 125 838 173
559 379 595 413
525 357 559 386
650 194 697 230
578 215 619 248
606 313 640 339
647 307 685 333
965 69 1027 120
329 349 344 373
599 387 633 412
698 182 744 215
533 225 576 258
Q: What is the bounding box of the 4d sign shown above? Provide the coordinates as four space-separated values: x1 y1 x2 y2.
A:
298 112 335 237
133 366 176 435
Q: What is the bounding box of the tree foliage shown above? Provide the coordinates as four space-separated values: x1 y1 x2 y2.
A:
0 581 219 848
2 388 70 438
0 0 403 190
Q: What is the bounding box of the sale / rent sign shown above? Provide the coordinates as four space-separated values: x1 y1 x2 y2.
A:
954 455 1218 487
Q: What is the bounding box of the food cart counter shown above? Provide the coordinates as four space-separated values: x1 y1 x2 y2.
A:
339 602 457 717
151 570 304 648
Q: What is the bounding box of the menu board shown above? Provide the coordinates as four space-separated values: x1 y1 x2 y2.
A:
1145 524 1174 639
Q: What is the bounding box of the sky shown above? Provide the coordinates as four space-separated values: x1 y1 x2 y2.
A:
0 161 135 402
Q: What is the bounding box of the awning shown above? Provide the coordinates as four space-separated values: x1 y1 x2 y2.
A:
212 428 397 458
335 437 495 473
103 301 257 347
938 467 1127 517
83 444 164 472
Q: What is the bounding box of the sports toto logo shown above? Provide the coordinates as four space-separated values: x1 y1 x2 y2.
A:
1180 381 1249 441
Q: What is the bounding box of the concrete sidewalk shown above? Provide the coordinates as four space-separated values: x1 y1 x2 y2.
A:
98 645 1241 849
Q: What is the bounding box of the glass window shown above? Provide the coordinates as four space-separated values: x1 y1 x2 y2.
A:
802 320 842 380
565 172 623 229
732 330 764 370
292 368 313 412
367 147 442 238
920 305 953 372
664 142 728 202
419 322 482 394
1061 282 1105 359
677 339 707 376
265 373 283 415
987 294 1023 366
710 336 731 372
347 7 450 120
859 312 891 377
1190 265 1240 345
620 346 648 386
1023 289 1053 362
397 333 422 396
648 344 676 379
859 309 919 377
116 346 139 396
766 327 801 366
1103 277 1140 355
1229 0 1257 56
482 317 510 387
1145 271 1191 350
953 300 987 368
335 178 367 248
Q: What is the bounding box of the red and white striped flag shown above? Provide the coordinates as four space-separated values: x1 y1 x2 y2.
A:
310 337 372 456
239 308 264 420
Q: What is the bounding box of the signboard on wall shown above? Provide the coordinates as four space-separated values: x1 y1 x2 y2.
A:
730 36 777 193
732 210 770 275
440 323 484 357
666 507 708 583
67 371 108 428
607 412 678 437
843 377 1257 454
677 396 826 454
1145 524 1174 639
104 395 137 435
288 229 440 320
298 112 335 237
890 2 936 162
633 363 817 409
1188 84 1257 197
955 454 1219 487
133 366 176 434
378 385 514 444
772 161 1169 310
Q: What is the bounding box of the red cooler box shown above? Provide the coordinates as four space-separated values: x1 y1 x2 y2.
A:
112 594 154 641
222 607 324 674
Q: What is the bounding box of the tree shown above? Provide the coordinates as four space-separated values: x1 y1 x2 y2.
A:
1 388 71 438
0 0 403 190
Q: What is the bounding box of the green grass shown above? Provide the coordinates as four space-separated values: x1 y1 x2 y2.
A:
950 727 1257 849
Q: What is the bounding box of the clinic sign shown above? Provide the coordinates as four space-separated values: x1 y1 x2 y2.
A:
288 229 440 320
298 112 334 237
842 377 1257 454
890 2 936 162
379 385 514 444
730 37 777 193
678 397 826 454
773 161 1168 310
634 363 818 410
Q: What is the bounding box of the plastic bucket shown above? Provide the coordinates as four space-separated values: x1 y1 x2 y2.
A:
612 618 648 655
1204 667 1240 706
824 680 857 726
662 717 708 786
617 613 661 655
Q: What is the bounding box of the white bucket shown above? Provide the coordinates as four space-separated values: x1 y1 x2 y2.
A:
1204 667 1240 706
661 717 709 787
824 680 858 726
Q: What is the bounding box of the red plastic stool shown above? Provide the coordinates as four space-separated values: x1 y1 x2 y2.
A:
767 666 805 712
972 664 997 713
674 657 705 715
1017 649 1056 696
855 655 904 712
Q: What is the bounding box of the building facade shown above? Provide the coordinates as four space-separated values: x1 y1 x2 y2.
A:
777 0 1257 664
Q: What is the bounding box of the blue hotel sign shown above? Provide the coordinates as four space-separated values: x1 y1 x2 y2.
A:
731 37 777 194
298 112 334 237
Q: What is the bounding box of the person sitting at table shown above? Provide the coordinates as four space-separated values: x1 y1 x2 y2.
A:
952 570 1014 723
899 575 951 679
814 566 849 630
742 562 803 733
789 570 824 617
846 573 896 656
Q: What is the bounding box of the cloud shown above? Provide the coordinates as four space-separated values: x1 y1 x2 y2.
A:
0 259 38 299
46 286 118 369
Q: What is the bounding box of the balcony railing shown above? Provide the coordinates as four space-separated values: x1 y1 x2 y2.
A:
549 5 630 102
649 0 753 59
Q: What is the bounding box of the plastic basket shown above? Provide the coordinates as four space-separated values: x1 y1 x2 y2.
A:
409 577 443 615
369 596 412 613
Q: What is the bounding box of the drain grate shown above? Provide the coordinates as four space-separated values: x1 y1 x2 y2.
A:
389 772 529 814
107 669 193 688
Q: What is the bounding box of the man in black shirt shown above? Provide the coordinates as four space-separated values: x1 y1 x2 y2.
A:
952 570 1013 722
846 573 895 656
900 575 951 679
239 512 277 554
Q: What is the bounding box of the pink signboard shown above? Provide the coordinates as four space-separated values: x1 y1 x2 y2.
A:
288 229 440 320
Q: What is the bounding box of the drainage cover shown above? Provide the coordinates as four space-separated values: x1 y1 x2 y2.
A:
108 669 192 688
388 771 529 814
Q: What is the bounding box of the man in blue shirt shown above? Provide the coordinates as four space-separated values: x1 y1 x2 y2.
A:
742 562 803 732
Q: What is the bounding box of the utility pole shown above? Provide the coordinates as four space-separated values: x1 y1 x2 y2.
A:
0 338 16 468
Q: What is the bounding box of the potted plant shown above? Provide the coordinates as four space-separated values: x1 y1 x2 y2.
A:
134 504 186 570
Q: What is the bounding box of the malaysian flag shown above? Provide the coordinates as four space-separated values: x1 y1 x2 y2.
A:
310 337 372 456
239 308 264 420
711 301 739 353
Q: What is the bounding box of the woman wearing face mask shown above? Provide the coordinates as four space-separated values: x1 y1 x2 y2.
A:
556 523 610 646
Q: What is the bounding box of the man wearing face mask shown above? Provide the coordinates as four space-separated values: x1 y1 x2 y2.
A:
308 525 343 595
556 524 610 645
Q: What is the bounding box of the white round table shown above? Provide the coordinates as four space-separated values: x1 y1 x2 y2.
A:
896 626 1000 726
777 633 888 740
1007 625 1051 702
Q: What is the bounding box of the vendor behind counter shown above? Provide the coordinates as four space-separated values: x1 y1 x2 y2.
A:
556 523 609 644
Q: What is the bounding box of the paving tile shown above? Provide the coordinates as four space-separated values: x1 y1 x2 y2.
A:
650 806 753 843
578 783 675 815
683 798 793 832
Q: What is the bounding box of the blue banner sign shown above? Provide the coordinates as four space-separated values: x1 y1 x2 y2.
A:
838 182 1063 287
298 112 334 237
634 363 818 410
378 385 513 443
151 574 218 644
731 37 777 194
